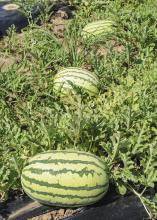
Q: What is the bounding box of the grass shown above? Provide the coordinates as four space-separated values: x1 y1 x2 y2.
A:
0 0 157 218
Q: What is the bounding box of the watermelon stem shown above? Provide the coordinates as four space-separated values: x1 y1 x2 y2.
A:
126 184 152 219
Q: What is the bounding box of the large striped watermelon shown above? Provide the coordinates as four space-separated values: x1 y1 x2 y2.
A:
81 20 115 41
21 150 109 207
53 67 99 97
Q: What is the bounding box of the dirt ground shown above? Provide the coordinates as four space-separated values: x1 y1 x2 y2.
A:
29 208 80 220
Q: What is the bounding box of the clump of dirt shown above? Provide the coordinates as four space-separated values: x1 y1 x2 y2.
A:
51 17 67 39
96 40 125 57
49 5 73 40
29 208 81 220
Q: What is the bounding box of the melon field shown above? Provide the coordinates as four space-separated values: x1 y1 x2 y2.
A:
0 0 157 219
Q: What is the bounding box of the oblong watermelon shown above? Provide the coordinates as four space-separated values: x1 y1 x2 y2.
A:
21 150 109 207
2 3 20 11
53 67 99 97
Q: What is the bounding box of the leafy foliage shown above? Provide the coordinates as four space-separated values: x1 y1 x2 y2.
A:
0 0 157 218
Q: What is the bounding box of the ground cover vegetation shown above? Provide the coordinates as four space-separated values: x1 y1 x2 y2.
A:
0 0 157 218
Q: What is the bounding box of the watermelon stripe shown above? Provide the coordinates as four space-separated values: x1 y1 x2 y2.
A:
22 174 108 197
28 159 105 171
83 29 113 35
84 25 114 32
54 81 97 94
84 23 113 29
33 151 106 169
84 20 114 27
58 67 98 75
56 71 99 84
54 77 98 89
58 69 99 82
24 191 104 207
54 75 98 87
83 21 114 29
22 182 106 200
24 167 102 177
22 174 108 191
54 82 97 95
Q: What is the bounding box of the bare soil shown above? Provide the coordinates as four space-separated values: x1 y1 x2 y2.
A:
29 208 81 220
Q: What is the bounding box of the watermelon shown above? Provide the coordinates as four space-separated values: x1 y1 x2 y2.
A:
81 20 115 41
2 4 20 11
21 150 109 207
53 67 99 97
